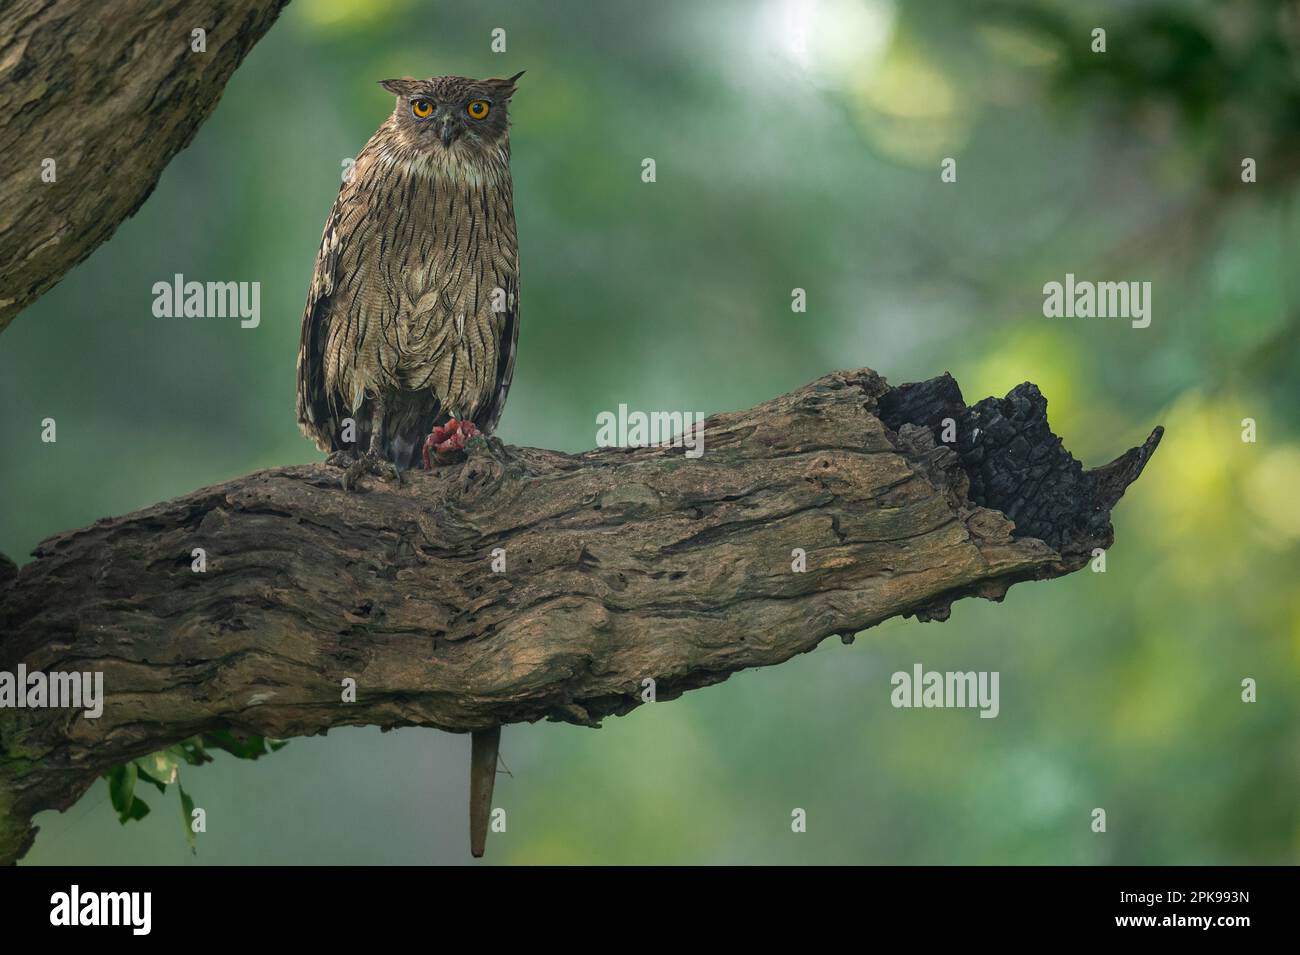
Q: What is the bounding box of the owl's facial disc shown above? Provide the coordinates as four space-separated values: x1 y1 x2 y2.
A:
385 75 517 157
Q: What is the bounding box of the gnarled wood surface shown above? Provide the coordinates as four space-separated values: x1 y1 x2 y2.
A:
0 368 1162 864
0 0 289 332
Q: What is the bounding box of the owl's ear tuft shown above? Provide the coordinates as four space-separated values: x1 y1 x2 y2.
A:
489 70 525 98
380 78 420 97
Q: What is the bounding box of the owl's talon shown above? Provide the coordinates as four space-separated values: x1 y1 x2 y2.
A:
337 451 401 492
341 458 369 492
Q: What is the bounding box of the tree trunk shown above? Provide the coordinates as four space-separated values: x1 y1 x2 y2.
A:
0 0 290 333
0 368 1162 863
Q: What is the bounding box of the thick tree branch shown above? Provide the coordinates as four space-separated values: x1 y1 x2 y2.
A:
0 368 1161 863
0 0 289 333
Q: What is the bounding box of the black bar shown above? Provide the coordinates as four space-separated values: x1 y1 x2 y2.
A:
0 866 1285 939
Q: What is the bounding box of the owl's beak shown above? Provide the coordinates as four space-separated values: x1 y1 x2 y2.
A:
434 109 459 147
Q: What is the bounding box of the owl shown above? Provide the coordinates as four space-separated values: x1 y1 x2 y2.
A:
296 72 524 485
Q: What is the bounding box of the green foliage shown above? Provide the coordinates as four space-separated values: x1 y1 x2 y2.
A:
980 0 1300 158
101 734 286 850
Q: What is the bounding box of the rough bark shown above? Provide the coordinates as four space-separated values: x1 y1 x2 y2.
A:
0 368 1162 864
0 0 290 333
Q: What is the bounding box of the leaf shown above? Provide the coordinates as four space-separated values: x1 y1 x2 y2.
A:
147 747 182 783
106 762 134 821
200 729 287 760
175 737 212 766
177 781 197 854
134 766 168 795
105 763 150 824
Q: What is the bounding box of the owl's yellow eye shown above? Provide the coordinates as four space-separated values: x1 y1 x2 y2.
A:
466 100 490 120
411 99 433 118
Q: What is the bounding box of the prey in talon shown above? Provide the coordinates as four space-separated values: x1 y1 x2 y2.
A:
422 418 482 468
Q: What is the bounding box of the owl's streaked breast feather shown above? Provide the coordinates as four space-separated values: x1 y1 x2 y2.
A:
296 103 520 464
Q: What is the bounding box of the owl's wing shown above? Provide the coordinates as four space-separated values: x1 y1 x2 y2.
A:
296 183 350 451
473 272 519 435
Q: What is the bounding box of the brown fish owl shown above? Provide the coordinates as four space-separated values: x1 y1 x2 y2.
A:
296 72 524 481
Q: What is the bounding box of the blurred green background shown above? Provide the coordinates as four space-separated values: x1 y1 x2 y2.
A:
4 0 1298 864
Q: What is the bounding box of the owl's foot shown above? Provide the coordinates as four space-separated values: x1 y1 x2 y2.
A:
422 419 482 468
330 450 401 492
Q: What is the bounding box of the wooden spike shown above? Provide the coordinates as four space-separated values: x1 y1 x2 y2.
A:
469 727 501 858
